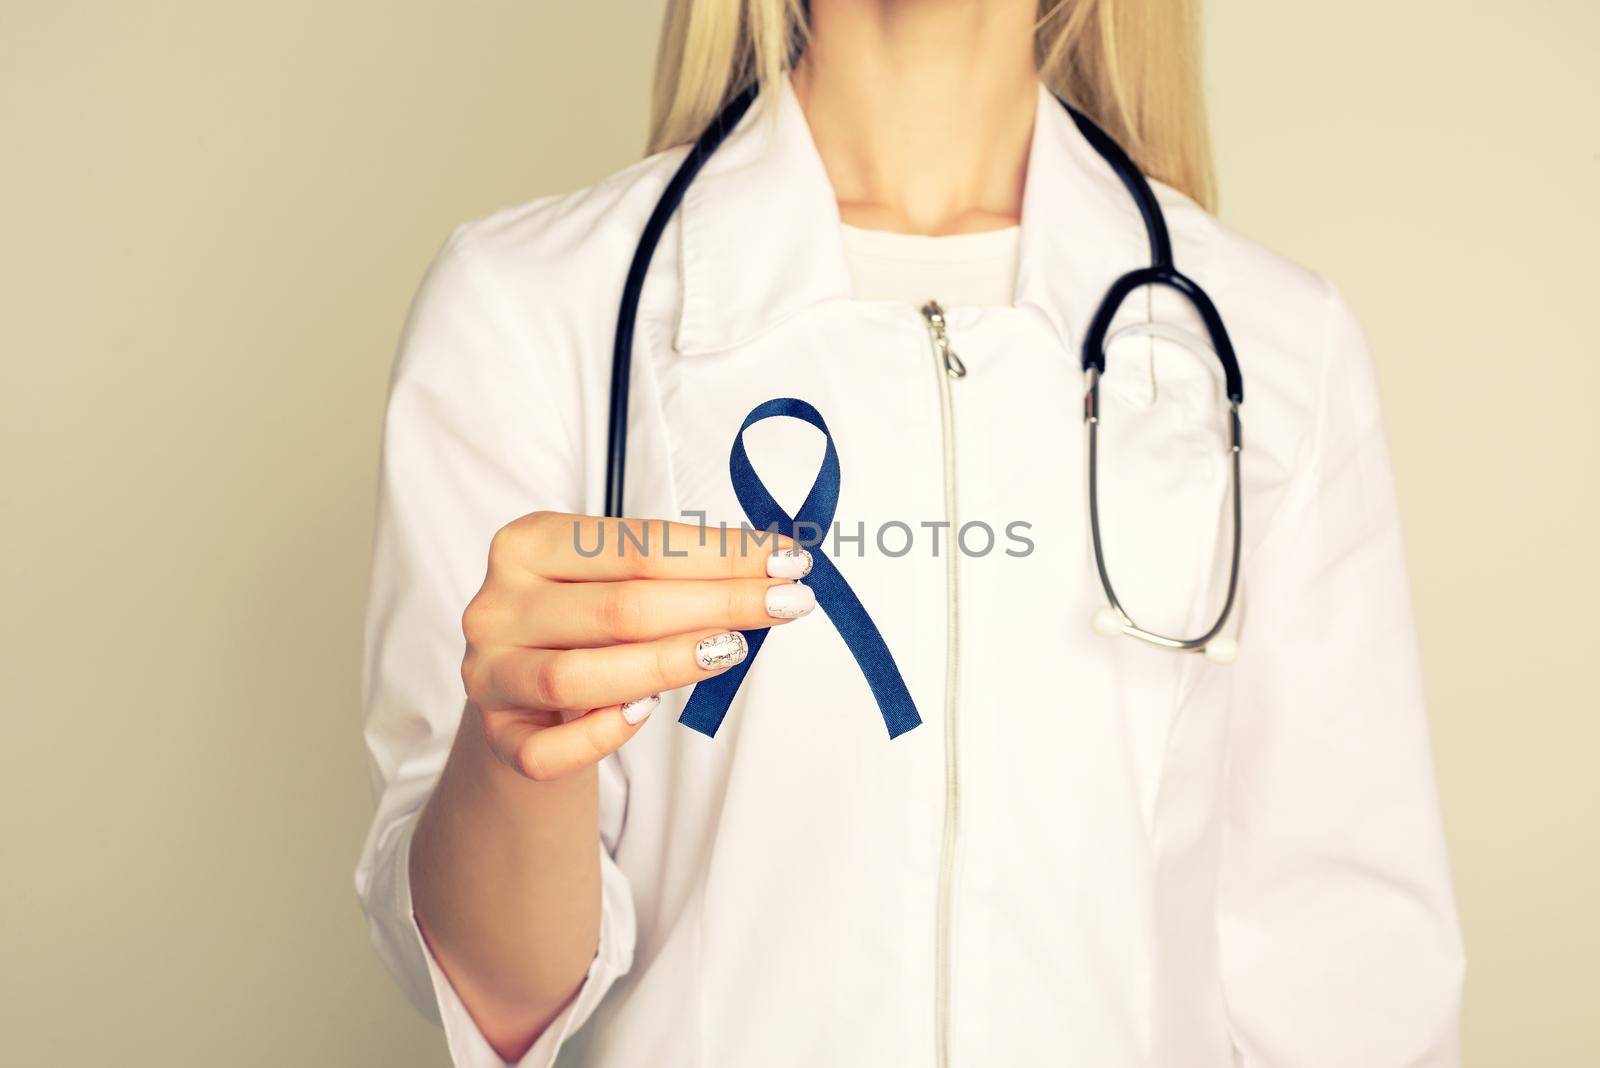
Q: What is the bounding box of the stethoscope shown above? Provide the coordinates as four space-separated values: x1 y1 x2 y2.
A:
605 85 1244 664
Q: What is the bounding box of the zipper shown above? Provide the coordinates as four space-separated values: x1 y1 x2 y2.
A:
920 301 964 1068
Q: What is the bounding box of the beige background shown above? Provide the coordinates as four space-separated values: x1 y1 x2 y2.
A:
2 1 1595 1064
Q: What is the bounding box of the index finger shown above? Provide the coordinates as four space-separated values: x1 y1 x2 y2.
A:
505 512 813 582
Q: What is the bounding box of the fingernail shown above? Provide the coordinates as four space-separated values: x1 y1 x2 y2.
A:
620 694 659 725
696 631 748 670
767 546 813 580
765 582 816 619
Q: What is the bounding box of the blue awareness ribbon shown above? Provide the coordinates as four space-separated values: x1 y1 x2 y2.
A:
679 398 923 740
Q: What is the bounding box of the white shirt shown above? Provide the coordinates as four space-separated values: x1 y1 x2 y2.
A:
841 224 1021 307
355 77 1463 1067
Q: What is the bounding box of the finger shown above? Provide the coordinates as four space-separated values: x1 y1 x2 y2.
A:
483 699 658 781
510 577 815 648
491 512 813 583
475 628 752 713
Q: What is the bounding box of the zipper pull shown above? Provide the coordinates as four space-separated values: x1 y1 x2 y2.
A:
920 301 967 379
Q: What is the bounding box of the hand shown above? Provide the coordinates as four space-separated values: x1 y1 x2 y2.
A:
460 512 815 781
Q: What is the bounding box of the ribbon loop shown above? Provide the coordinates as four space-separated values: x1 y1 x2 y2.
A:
679 398 922 740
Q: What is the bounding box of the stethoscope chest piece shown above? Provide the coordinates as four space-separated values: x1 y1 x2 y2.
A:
1091 606 1239 664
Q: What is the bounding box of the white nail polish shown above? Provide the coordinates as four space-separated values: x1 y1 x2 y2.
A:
620 694 659 725
696 631 748 670
765 582 816 619
767 546 813 579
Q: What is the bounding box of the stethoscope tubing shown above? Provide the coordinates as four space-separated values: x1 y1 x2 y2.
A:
605 85 759 519
606 83 1247 658
1085 367 1244 652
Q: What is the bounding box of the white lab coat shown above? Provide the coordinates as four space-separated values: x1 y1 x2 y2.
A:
355 79 1463 1067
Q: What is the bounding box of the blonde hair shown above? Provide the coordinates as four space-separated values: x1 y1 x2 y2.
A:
648 0 1215 211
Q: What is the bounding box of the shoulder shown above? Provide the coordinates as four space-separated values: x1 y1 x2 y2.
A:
1145 182 1382 478
1154 181 1352 343
389 147 692 449
1154 180 1369 400
417 146 691 348
459 148 683 268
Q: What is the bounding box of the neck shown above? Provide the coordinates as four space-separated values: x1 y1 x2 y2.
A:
792 0 1038 236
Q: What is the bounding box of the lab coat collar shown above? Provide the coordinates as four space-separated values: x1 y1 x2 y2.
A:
674 76 1155 358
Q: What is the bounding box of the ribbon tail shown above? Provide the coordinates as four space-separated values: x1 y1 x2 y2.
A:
678 628 771 737
805 554 923 739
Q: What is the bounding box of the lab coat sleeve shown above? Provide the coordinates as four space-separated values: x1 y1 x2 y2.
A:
353 226 636 1066
1216 284 1464 1067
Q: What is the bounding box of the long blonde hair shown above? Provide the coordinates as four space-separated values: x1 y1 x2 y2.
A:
648 0 1215 211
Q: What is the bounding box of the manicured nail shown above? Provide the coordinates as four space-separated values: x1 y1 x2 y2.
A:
620 694 659 725
767 546 813 579
696 631 748 670
765 582 816 619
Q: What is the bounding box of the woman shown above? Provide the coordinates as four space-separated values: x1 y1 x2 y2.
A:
356 1 1464 1065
